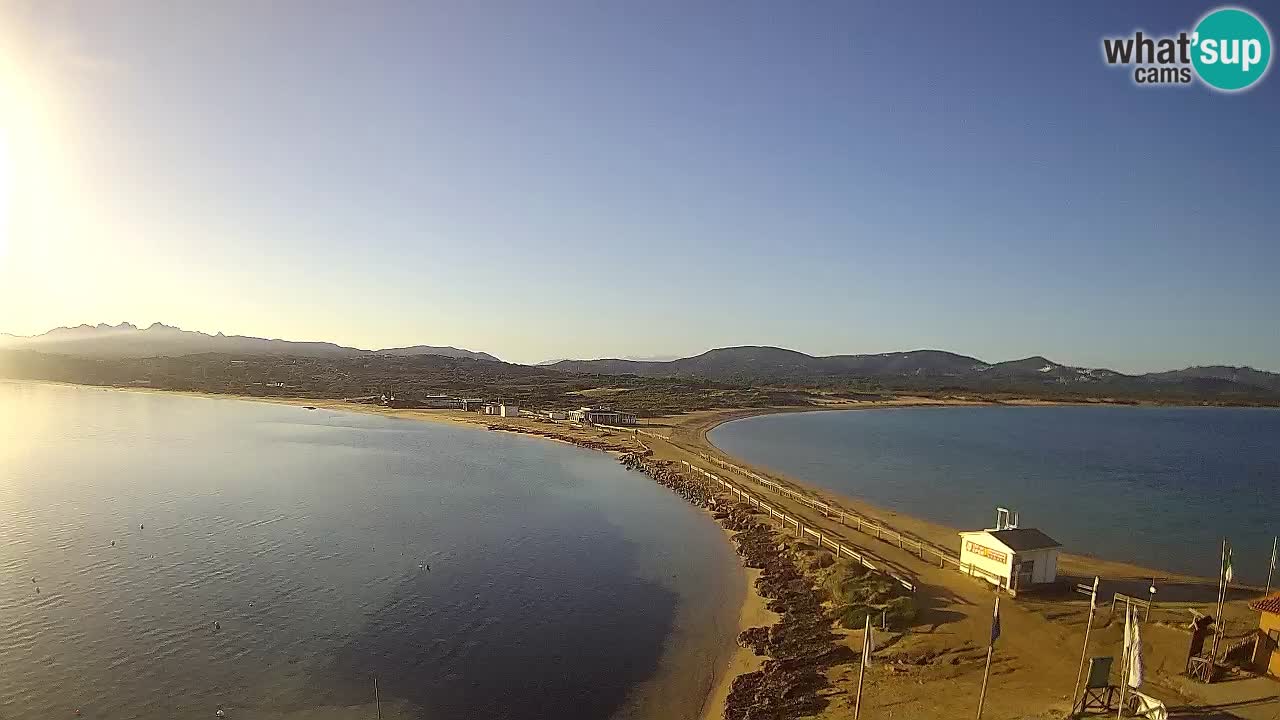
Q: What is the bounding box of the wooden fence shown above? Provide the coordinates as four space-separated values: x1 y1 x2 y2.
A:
609 426 1008 592
675 459 916 592
1112 592 1153 621
689 450 1009 590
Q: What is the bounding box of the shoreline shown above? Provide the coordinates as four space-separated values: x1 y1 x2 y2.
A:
633 404 1273 717
4 380 769 720
10 381 1272 718
687 403 1263 587
697 561 775 720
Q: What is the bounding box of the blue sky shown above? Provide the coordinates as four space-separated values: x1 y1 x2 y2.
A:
1 1 1277 370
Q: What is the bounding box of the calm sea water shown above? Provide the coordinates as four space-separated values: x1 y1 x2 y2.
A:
710 406 1280 583
0 382 739 720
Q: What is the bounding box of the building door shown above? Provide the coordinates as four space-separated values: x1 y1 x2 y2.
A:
1014 560 1034 590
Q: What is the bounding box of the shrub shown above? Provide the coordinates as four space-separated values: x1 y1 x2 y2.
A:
847 577 898 605
837 603 879 629
822 562 870 603
883 596 917 628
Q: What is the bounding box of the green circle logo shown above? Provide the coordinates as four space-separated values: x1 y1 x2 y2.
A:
1192 7 1272 91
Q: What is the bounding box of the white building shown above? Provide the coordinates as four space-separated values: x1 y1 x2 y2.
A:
499 404 519 418
543 410 569 421
958 526 1061 595
568 407 638 426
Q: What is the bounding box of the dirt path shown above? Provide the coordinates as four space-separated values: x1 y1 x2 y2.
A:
71 386 1275 719
638 408 1275 720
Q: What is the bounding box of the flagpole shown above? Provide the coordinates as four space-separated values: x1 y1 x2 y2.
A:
1212 539 1228 663
1267 536 1276 597
1117 605 1130 719
976 595 998 720
855 614 869 720
1070 577 1098 717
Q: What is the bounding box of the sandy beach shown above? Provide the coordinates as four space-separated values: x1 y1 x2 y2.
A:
697 566 777 720
271 395 1277 718
652 404 1276 719
15 381 1276 719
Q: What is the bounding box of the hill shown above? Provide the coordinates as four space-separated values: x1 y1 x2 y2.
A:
0 323 498 362
548 346 1280 404
371 346 499 362
0 350 809 416
4 327 1277 408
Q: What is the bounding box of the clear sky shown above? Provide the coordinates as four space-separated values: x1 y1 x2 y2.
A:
1 1 1277 370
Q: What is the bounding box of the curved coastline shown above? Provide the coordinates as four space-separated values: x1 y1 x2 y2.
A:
12 382 1271 719
696 403 1274 586
3 381 756 720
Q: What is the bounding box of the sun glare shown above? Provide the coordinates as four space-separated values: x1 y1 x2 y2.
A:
0 121 11 257
0 45 79 271
0 62 14 259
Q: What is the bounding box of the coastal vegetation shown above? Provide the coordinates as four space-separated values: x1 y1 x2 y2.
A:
819 558 917 630
5 324 1280 410
4 343 1280 416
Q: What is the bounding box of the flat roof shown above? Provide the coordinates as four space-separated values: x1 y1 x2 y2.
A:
962 528 1062 551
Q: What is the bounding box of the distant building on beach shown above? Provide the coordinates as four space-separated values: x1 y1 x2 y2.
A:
421 395 463 409
387 395 484 411
958 508 1061 595
484 402 520 417
1250 594 1280 678
568 407 637 426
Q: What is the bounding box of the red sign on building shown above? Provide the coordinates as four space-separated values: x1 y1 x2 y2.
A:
965 541 1008 565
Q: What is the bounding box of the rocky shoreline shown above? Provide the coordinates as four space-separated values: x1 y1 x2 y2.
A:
618 451 851 720
485 423 635 453
480 422 855 720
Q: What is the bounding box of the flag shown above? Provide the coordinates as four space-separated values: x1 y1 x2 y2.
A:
1127 607 1145 689
1122 600 1133 665
862 615 875 667
1223 542 1234 584
990 595 1001 645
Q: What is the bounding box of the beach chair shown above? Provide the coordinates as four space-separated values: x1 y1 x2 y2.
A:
1125 690 1168 720
1074 656 1117 715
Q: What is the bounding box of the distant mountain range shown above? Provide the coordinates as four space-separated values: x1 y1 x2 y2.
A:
4 325 1278 404
0 323 499 362
547 346 1280 399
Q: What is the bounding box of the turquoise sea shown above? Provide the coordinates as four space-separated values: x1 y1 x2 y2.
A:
711 405 1279 583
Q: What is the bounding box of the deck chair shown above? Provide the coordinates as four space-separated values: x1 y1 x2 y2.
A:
1126 690 1168 720
1075 657 1116 714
